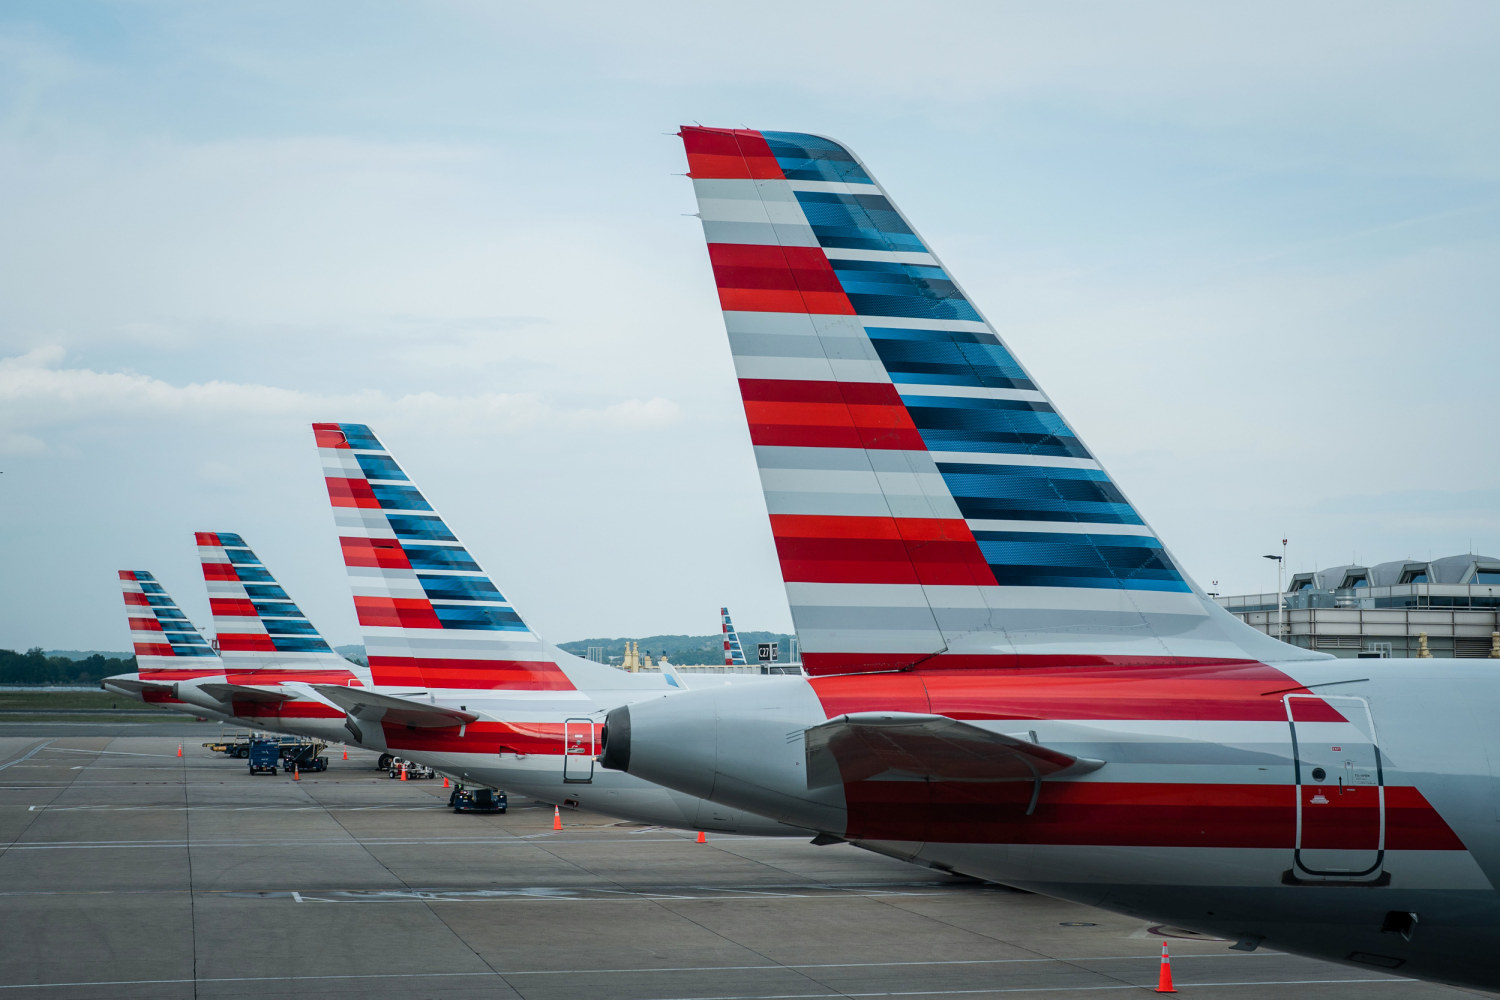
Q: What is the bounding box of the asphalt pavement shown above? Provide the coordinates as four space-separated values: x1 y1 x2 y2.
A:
0 724 1483 1000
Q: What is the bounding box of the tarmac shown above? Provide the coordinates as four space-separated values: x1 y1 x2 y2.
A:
0 724 1485 1000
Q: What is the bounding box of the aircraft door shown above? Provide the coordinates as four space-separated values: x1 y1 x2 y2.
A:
1286 694 1386 883
563 717 595 784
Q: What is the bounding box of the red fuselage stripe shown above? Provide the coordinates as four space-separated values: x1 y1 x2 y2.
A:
838 780 1462 849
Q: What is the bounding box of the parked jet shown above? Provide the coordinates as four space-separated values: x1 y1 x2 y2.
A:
178 531 368 743
720 606 748 666
103 571 232 720
104 564 364 737
302 421 800 835
599 127 1500 990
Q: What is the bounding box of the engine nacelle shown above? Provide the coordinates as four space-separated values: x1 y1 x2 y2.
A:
600 676 848 836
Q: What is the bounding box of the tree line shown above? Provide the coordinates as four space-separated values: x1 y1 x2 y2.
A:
0 649 135 686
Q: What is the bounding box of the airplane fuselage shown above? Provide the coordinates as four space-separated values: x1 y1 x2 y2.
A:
603 655 1500 990
347 678 806 837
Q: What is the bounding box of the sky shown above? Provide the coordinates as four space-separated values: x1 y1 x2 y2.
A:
2 1 1497 652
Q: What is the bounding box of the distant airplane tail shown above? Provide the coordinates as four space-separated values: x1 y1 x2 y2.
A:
314 422 576 692
721 606 748 666
680 127 1321 674
117 570 219 680
194 531 364 684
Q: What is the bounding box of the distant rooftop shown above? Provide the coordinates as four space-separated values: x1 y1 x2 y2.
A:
1288 553 1500 592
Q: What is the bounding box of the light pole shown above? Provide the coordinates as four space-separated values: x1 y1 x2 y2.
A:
1263 538 1288 641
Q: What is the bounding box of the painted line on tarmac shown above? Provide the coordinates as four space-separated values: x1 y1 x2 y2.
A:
0 741 55 772
0 954 1290 981
603 982 1409 1000
23 804 446 812
44 747 181 758
281 885 949 903
0 835 709 850
0 973 1409 994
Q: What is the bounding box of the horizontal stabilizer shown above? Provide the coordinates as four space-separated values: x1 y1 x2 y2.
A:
101 677 175 696
312 684 478 729
805 712 1103 789
196 683 296 704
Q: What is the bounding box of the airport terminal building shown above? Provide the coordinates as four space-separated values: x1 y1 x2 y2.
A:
1215 553 1500 659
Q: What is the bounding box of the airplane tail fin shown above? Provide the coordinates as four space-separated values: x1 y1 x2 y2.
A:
680 127 1321 674
194 532 363 682
721 606 748 666
314 422 575 692
118 571 219 679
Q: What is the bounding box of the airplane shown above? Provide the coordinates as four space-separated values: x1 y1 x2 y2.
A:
108 525 803 835
105 564 366 738
721 606 748 666
103 570 233 719
291 420 802 834
177 531 369 744
597 127 1500 990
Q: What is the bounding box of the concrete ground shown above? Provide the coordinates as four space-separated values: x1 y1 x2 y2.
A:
0 725 1485 1000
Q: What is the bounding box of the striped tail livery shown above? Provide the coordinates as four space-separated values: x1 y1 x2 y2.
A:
721 606 748 666
195 531 362 683
106 570 220 704
597 129 1500 991
681 126 1311 673
315 422 575 693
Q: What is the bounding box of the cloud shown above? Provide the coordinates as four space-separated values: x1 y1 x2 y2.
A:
0 347 682 451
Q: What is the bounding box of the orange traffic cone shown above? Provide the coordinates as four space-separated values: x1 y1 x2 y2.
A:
293 765 300 781
696 831 706 844
1155 941 1176 993
176 744 183 757
552 805 562 831
442 776 449 788
400 766 407 781
342 748 348 761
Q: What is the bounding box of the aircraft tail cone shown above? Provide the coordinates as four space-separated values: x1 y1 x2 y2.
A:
696 831 706 844
1155 942 1176 993
552 805 562 831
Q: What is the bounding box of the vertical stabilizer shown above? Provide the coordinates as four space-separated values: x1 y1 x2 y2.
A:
118 571 219 680
195 532 365 683
314 423 576 692
680 127 1320 673
721 606 748 666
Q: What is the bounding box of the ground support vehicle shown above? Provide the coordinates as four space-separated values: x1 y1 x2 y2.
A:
203 732 260 757
247 739 280 775
388 758 436 780
279 740 329 773
450 787 507 813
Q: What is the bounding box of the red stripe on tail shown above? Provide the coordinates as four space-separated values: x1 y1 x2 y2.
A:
769 513 996 586
325 477 380 509
708 243 853 315
353 597 442 630
681 127 783 180
739 378 927 451
313 423 351 449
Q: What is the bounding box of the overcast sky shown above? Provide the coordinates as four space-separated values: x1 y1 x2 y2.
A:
2 1 1497 652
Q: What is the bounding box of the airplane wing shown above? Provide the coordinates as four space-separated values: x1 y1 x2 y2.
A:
196 683 297 704
311 684 478 729
805 712 1104 791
